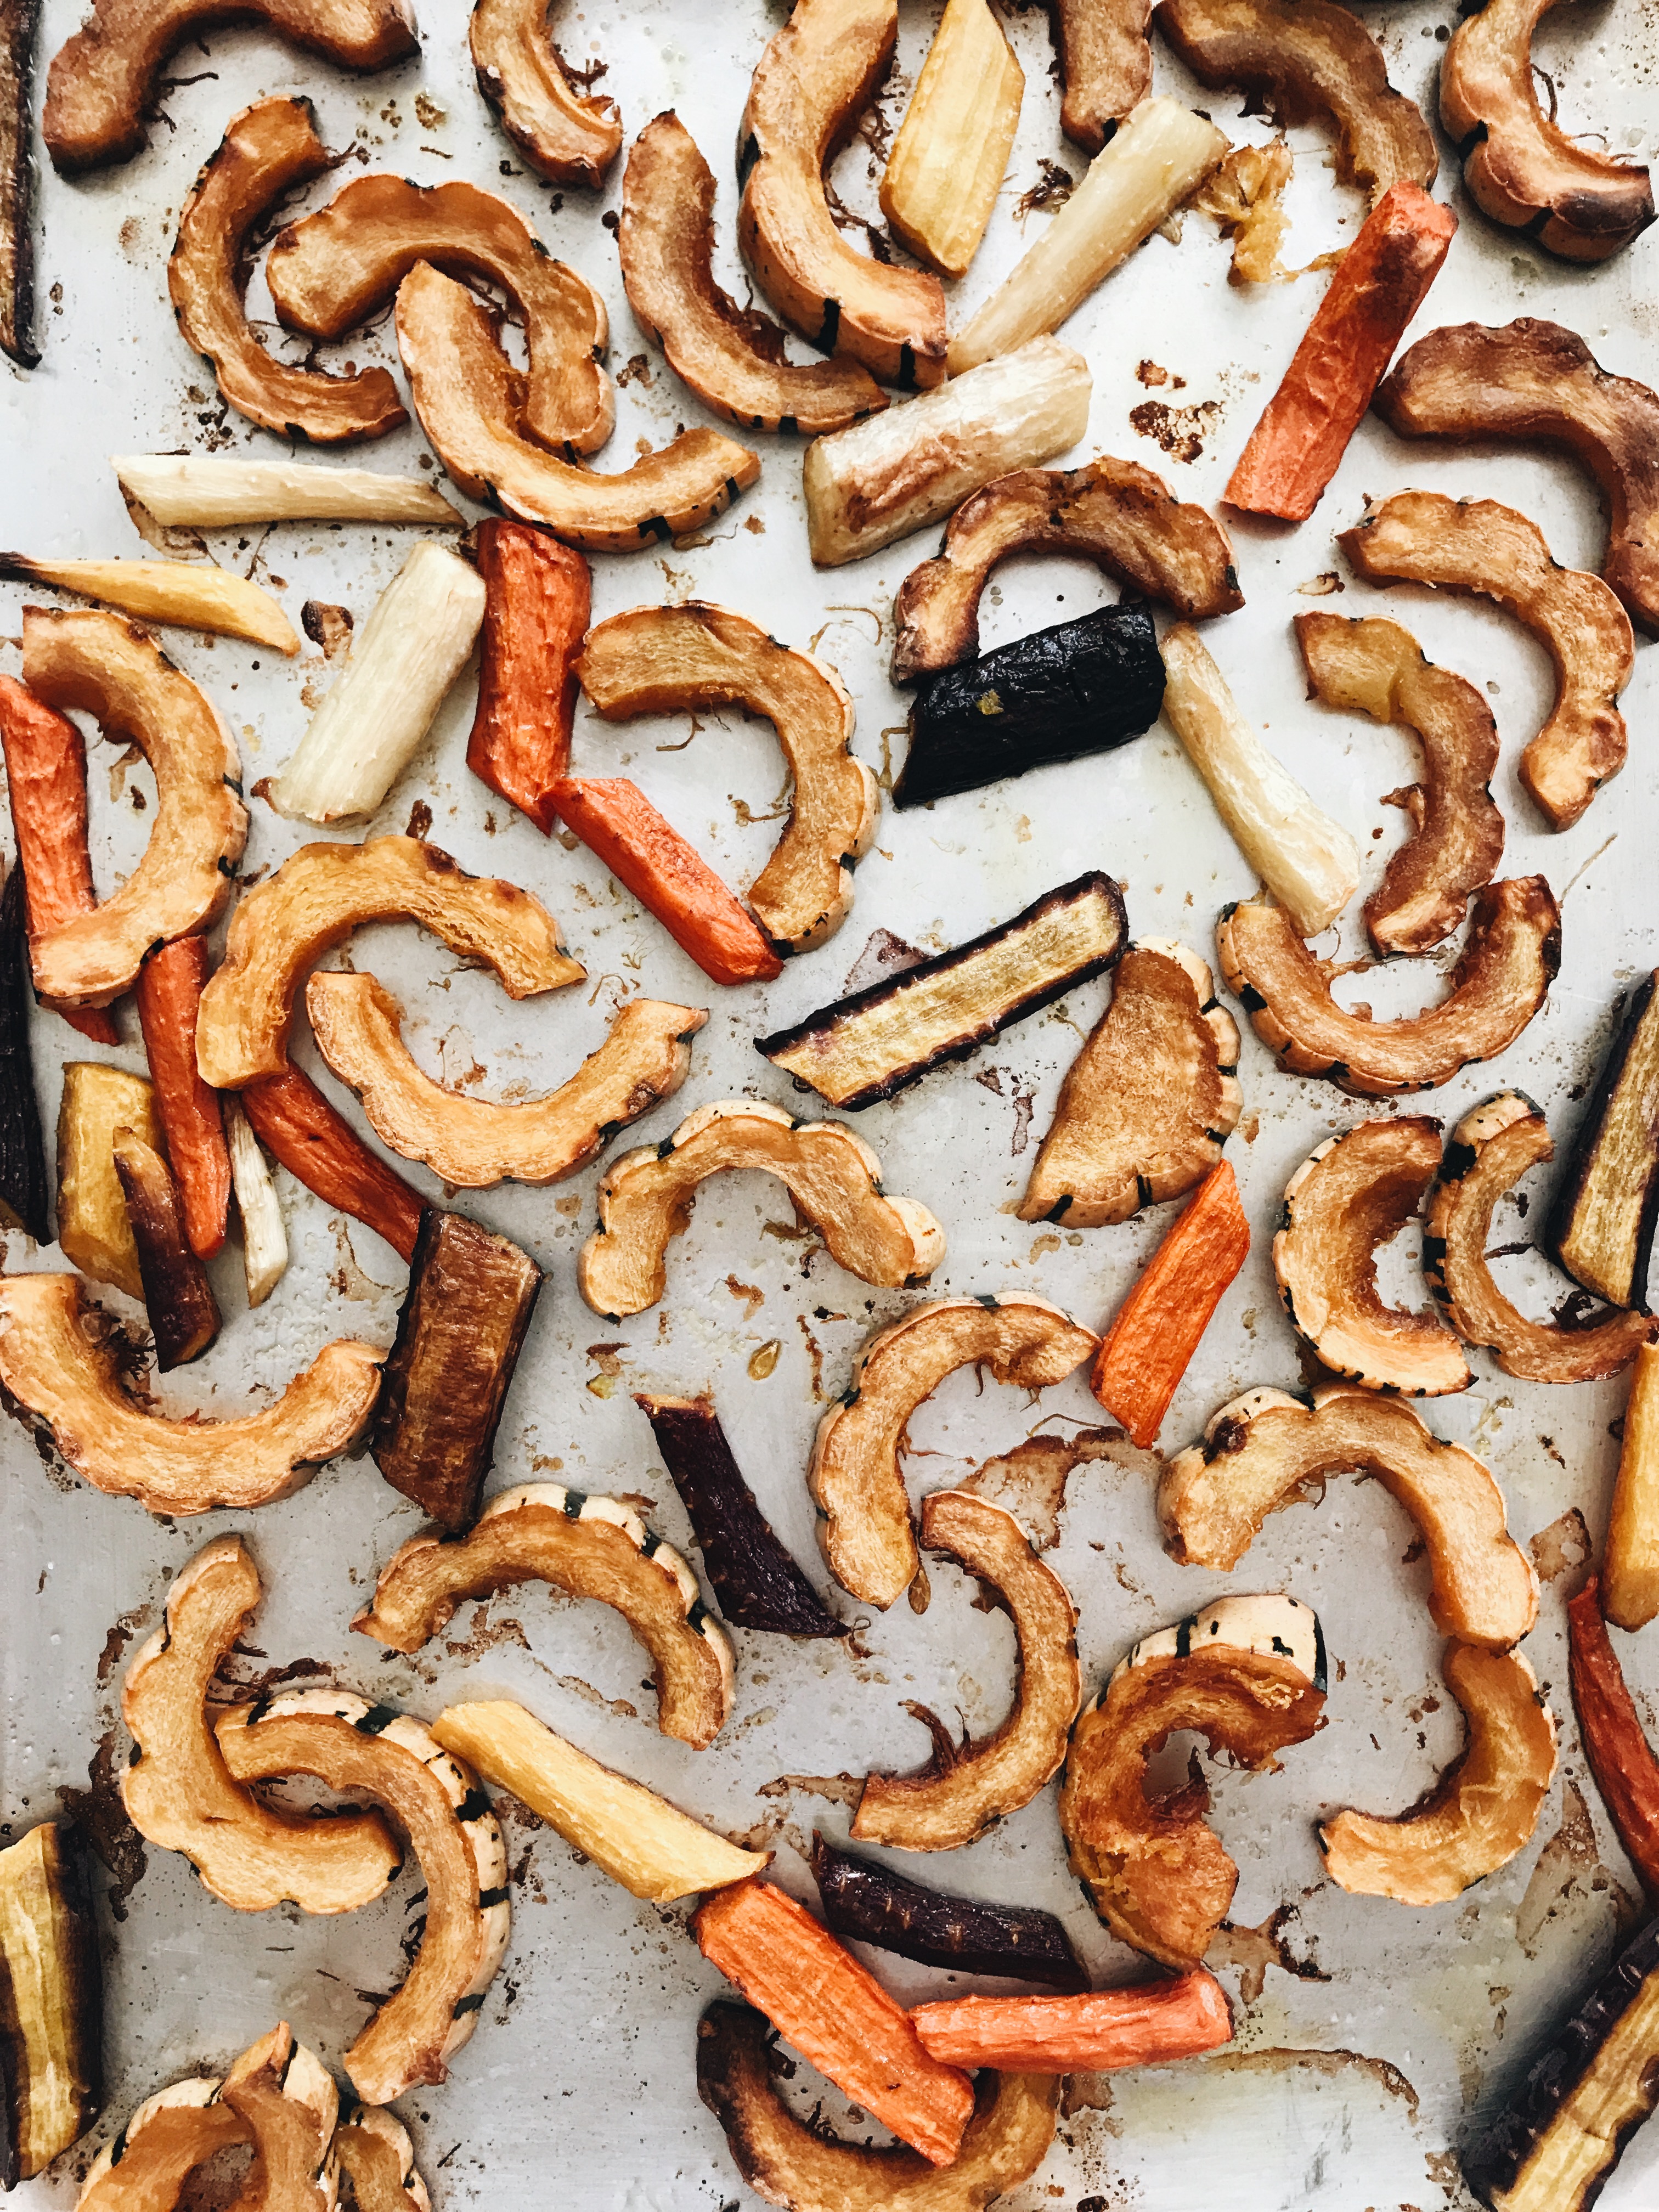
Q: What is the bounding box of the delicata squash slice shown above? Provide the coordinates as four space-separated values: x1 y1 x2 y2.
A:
217 2023 337 2212
812 1296 1099 1610
332 2105 431 2212
579 1101 943 1321
353 1483 734 1749
0 1273 382 1516
195 836 581 1090
21 608 247 1008
76 2076 251 2211
1159 1384 1538 1649
121 1537 400 1914
469 0 622 189
216 1692 510 2106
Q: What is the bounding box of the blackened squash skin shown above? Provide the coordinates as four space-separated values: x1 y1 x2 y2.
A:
0 865 48 1243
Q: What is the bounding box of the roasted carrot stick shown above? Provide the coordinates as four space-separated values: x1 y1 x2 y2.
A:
692 1877 974 2168
135 935 230 1260
1091 1159 1250 1446
1567 1574 1659 1898
551 776 783 988
1225 182 1455 523
467 520 590 835
0 673 119 1044
241 1062 425 1262
910 1970 1232 2072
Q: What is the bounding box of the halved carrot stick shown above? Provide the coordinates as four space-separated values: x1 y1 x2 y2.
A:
692 1877 974 2168
135 935 230 1260
1225 182 1455 523
910 1970 1232 2072
241 1062 425 1262
1568 1575 1659 1898
0 673 120 1045
1091 1159 1250 1446
467 521 590 836
551 776 783 988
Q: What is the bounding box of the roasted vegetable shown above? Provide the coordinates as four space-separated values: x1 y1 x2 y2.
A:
219 2024 335 2212
1048 0 1151 150
0 1823 101 2185
469 0 621 188
1548 970 1659 1311
355 1483 735 1748
759 870 1127 1111
636 1391 845 1638
55 1061 162 1299
241 1063 425 1263
369 1208 543 1531
112 453 461 529
223 1098 288 1307
0 866 48 1242
0 554 300 654
1605 1344 1659 1632
1567 1575 1659 1899
0 673 116 1044
112 1126 221 1368
0 0 37 366
894 603 1163 810
76 2078 247 2211
331 2107 430 2212
879 0 1023 279
809 1833 1085 1990
134 936 228 1261
911 1970 1233 2070
466 521 588 836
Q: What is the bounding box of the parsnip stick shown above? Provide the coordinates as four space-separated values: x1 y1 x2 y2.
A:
223 1098 288 1308
881 0 1023 279
112 454 463 528
0 554 300 654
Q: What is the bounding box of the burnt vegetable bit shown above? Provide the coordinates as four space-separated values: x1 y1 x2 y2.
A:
111 1127 221 1369
0 865 49 1243
1548 969 1659 1311
0 1822 103 2187
809 1833 1086 1990
0 0 38 368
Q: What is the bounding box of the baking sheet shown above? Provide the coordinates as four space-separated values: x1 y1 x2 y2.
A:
3 0 1659 2202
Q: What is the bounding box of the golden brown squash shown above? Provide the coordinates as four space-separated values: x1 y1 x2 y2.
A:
1322 1641 1556 1904
55 1062 162 1301
1046 0 1150 153
332 2106 431 2212
21 607 247 1007
219 2024 336 2212
395 262 760 551
737 0 947 390
469 0 621 188
1338 490 1633 833
168 99 405 444
195 835 581 1090
1424 1093 1654 1384
1273 1118 1471 1396
0 1272 382 1516
76 2079 249 2211
352 1483 735 1749
852 1490 1080 1852
267 173 612 456
575 602 878 952
1216 877 1560 1098
1294 611 1504 957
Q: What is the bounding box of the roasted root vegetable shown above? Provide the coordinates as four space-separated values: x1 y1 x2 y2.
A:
0 0 37 368
1604 1345 1659 1632
693 1880 974 2167
894 603 1164 810
803 338 1091 568
433 1699 768 1900
0 1823 101 2186
1161 624 1359 938
223 1098 287 1307
0 554 300 654
1227 182 1455 522
636 1392 845 1639
879 0 1023 279
0 866 48 1242
1090 1159 1250 1447
0 673 117 1045
469 0 621 188
112 1127 221 1368
240 1064 425 1264
111 453 462 529
218 2024 335 2212
1548 970 1659 1311
76 2078 248 2211
1048 0 1152 151
619 112 886 438
135 935 228 1261
911 1969 1233 2071
1567 1576 1659 1898
356 1483 735 1748
810 1833 1085 1989
332 2107 430 2212
466 521 588 835
759 870 1127 1110
949 98 1226 373
55 1061 162 1299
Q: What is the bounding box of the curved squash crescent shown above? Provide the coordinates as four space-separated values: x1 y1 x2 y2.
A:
77 2079 250 2210
468 0 622 189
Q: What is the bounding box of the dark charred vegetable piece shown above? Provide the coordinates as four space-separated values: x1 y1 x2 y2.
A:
894 603 1164 809
809 1833 1086 1990
1567 1575 1659 1900
635 1391 845 1638
466 521 589 837
0 0 38 366
0 1822 103 2185
0 866 48 1243
111 1128 221 1369
370 1208 543 1531
1548 970 1659 1312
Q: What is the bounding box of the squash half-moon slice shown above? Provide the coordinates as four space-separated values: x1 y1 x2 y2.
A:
332 2106 431 2212
469 0 622 188
76 2078 249 2210
219 2024 337 2212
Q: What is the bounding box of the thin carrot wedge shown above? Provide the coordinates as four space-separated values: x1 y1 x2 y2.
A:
0 674 119 1045
1225 182 1455 523
241 1062 425 1262
1091 1159 1250 1446
467 521 589 836
551 777 783 988
136 936 230 1260
910 1970 1232 2072
1567 1574 1659 1898
692 1877 974 2167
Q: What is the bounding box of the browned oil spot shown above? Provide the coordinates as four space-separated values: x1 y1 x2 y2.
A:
1014 159 1075 222
441 1612 531 1663
1136 360 1170 387
842 927 924 996
1206 1903 1331 2007
1515 1776 1640 1955
59 1733 146 1920
757 1771 863 1809
1204 2044 1419 2120
585 1341 627 1398
301 600 353 659
1130 398 1223 465
552 1673 638 1722
1530 1506 1591 1583
405 798 434 841
960 1427 1157 1550
796 1314 825 1399
96 1607 147 1686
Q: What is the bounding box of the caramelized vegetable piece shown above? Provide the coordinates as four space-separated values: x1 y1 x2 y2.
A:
112 1127 221 1368
694 1880 974 2167
331 2107 430 2212
0 554 300 654
810 1832 1085 1990
1548 970 1659 1311
891 456 1242 683
0 867 48 1243
1217 878 1561 1098
112 453 461 529
354 1483 735 1748
267 174 612 456
620 112 885 437
1604 1344 1659 1632
636 1392 846 1638
135 936 228 1261
1046 0 1150 151
224 1098 287 1308
0 674 117 1043
396 263 760 551
0 0 38 368
223 2027 336 2212
911 1970 1233 2070
55 1061 162 1299
469 0 620 187
0 1824 101 2185
1567 1575 1659 1899
466 521 588 835
369 1209 541 1531
241 1064 426 1263
168 98 405 443
76 2079 248 2211
880 0 1023 279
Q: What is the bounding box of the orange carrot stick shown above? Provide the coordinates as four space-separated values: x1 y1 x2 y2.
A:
467 520 589 836
135 935 230 1260
1568 1575 1659 1899
1226 182 1456 523
693 1878 974 2168
551 776 783 988
1091 1160 1250 1447
0 673 120 1044
241 1063 425 1262
910 1970 1233 2072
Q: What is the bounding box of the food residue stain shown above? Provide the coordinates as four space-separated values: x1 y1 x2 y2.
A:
1129 398 1224 465
748 1338 781 1380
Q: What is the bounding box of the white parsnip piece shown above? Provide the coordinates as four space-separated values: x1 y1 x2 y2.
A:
880 0 1024 279
112 454 464 528
0 555 300 653
1161 623 1359 938
949 97 1227 371
223 1099 288 1308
